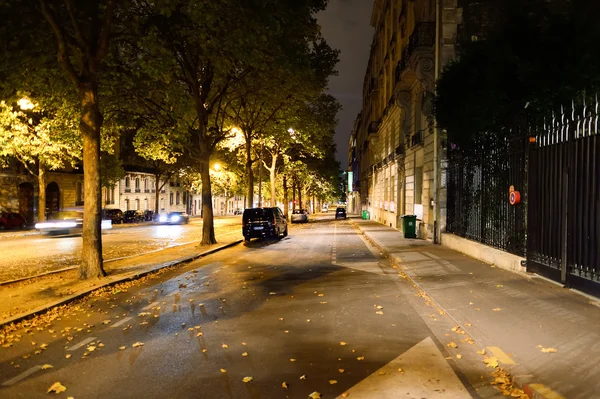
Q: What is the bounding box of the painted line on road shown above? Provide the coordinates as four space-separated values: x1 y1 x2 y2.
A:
143 301 159 310
2 365 42 386
67 337 97 352
111 317 133 328
486 346 516 365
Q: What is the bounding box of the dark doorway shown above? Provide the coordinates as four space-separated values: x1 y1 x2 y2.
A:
46 182 60 217
18 182 34 223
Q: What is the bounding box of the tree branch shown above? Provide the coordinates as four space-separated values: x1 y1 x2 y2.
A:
95 0 115 62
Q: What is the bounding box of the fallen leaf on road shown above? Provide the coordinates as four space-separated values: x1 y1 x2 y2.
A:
318 294 324 297
375 311 384 315
40 344 48 350
132 342 144 348
496 285 504 288
376 305 383 309
102 320 111 325
86 346 96 352
469 302 474 305
220 369 227 373
242 342 247 345
119 346 126 351
222 344 228 349
541 347 557 353
477 349 486 355
290 358 296 362
447 342 458 348
357 356 365 361
282 382 288 389
202 349 207 353
378 371 386 375
456 354 463 359
492 308 502 312
398 368 404 373
340 342 347 346
329 380 338 384
339 369 345 373
300 375 306 380
308 392 321 399
269 292 276 295
465 323 472 327
306 319 311 322
242 376 253 383
284 330 289 333
341 393 350 397
483 357 499 368
242 352 248 357
196 332 203 337
41 364 54 370
47 382 66 394
65 354 72 359
279 318 284 321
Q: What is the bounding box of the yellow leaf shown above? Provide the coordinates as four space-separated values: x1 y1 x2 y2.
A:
269 292 276 295
492 308 502 312
222 344 228 349
242 342 247 345
378 371 386 375
376 305 383 309
86 346 96 352
220 369 227 373
41 364 54 370
242 376 253 383
477 349 486 355
465 323 472 327
340 342 347 346
357 356 365 361
284 330 289 333
375 311 384 315
329 380 338 384
242 352 248 357
119 346 126 351
279 318 284 321
300 375 306 380
398 368 404 373
132 342 144 348
65 354 72 359
306 319 311 322
456 354 463 359
47 382 67 394
483 357 499 368
282 381 288 389
447 342 458 348
202 349 207 353
308 392 322 399
197 332 203 337
290 358 296 362
318 293 324 297
342 393 350 397
102 320 111 325
339 368 345 373
541 347 557 353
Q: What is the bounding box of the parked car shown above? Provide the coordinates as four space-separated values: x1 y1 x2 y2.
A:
35 210 112 235
291 209 309 224
321 205 328 213
335 207 347 219
143 210 155 222
0 212 27 230
157 211 189 225
102 209 124 224
233 208 243 215
242 207 288 241
123 210 145 223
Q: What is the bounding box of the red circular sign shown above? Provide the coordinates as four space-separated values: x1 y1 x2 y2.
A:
509 191 521 205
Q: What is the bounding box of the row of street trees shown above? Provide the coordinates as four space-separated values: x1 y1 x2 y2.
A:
0 0 341 279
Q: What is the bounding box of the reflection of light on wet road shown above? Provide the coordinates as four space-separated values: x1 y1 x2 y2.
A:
151 225 186 239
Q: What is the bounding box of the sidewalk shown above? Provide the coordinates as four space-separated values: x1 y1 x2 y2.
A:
350 217 598 399
0 233 242 329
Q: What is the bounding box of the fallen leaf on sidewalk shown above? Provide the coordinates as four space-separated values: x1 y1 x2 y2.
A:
477 349 486 355
269 292 276 295
496 284 504 288
341 393 350 398
339 369 345 373
300 375 307 380
41 364 53 370
375 311 384 315
86 346 96 352
47 382 66 394
492 308 501 311
398 368 404 373
541 347 557 353
282 382 288 389
447 342 458 348
329 380 338 384
340 342 347 346
119 346 126 351
242 352 248 357
308 392 321 399
132 342 144 348
456 354 462 359
220 369 227 373
290 358 296 362
483 357 499 368
222 344 228 349
242 376 253 383
357 356 365 361
65 354 72 359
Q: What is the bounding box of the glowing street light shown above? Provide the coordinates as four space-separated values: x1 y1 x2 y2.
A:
18 97 35 110
213 163 221 171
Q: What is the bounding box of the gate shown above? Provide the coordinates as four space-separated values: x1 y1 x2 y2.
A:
527 99 600 294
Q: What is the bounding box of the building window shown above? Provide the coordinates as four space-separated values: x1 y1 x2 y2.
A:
144 178 149 192
160 198 165 211
125 177 131 193
105 187 115 205
144 199 148 210
183 192 187 204
125 199 130 211
170 192 174 205
76 181 84 206
176 191 180 205
135 178 140 193
414 167 423 205
135 199 140 210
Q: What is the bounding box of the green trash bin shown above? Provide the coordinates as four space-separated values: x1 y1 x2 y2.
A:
401 215 417 238
362 210 370 220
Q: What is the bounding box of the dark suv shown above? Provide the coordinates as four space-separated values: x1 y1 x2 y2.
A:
102 209 124 224
242 207 288 241
123 210 145 223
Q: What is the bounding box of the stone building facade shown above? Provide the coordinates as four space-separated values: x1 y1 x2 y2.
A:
350 0 461 240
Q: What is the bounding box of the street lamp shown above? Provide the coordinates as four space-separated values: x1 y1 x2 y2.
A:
18 97 35 110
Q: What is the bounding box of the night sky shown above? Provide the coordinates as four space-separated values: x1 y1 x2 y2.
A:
318 0 374 167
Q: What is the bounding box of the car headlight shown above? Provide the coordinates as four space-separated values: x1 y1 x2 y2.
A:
159 215 167 222
170 215 181 222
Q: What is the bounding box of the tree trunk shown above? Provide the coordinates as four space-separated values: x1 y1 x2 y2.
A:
154 172 161 214
258 143 263 207
200 162 216 245
270 153 277 207
245 132 254 208
292 177 296 212
79 84 105 279
37 162 46 222
283 174 288 219
298 182 303 210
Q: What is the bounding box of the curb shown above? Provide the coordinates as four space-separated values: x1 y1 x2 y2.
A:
0 239 242 329
348 219 558 399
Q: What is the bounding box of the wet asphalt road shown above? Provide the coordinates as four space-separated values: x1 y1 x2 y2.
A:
0 217 481 398
0 217 241 282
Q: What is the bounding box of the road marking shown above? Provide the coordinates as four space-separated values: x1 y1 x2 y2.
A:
529 384 566 399
487 346 516 365
67 337 97 351
337 336 469 398
143 301 159 310
111 317 133 328
2 366 42 386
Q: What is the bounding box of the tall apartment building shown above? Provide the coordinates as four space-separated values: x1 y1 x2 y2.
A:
349 0 462 240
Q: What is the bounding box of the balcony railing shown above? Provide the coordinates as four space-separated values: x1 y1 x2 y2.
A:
135 188 141 193
124 188 131 193
395 144 406 156
411 129 425 147
395 22 435 84
368 120 380 134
